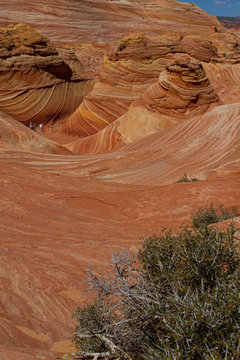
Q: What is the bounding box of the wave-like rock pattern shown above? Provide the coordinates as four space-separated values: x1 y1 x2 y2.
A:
86 102 240 185
0 0 225 45
60 33 221 137
0 24 94 128
1 144 239 358
67 56 221 154
118 55 221 143
0 4 239 138
1 2 240 359
204 62 240 104
66 121 123 154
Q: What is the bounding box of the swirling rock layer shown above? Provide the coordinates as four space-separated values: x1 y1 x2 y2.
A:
0 2 239 139
204 62 240 104
1 1 240 360
68 55 221 153
0 24 94 129
0 0 225 45
118 55 221 144
89 102 240 184
1 101 240 358
60 34 222 137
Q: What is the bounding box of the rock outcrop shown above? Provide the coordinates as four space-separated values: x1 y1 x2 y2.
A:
0 2 239 139
0 0 224 46
118 55 221 144
67 55 221 153
204 62 240 104
1 144 239 359
59 34 220 137
0 24 94 128
71 102 240 185
1 1 240 359
59 23 240 139
218 16 240 36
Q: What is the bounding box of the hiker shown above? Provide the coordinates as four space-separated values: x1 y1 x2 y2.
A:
39 123 43 132
50 124 53 132
29 122 33 130
32 123 36 131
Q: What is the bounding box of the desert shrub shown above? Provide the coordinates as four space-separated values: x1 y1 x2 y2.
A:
73 299 111 353
192 203 240 228
118 43 126 51
73 223 240 359
175 173 199 183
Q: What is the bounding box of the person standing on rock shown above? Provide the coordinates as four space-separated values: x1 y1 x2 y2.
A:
50 124 53 132
39 123 43 132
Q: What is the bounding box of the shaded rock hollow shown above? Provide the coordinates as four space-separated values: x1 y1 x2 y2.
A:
0 24 94 135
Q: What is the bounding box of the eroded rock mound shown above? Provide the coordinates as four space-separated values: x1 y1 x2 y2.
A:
0 24 94 128
118 55 221 143
0 24 72 78
1 1 240 359
67 55 221 153
59 34 221 138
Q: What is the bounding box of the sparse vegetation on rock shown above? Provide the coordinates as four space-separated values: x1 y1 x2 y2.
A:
118 43 126 51
175 173 199 183
73 208 240 359
192 203 240 228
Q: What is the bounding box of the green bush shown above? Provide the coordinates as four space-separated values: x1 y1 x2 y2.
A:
118 43 127 51
73 299 111 353
192 203 240 228
73 216 240 359
175 173 199 183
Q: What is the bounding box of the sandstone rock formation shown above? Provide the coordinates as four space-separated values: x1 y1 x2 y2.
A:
0 2 239 139
85 102 240 184
0 1 240 360
67 55 221 153
0 24 94 129
59 27 240 139
204 62 240 104
117 55 221 144
1 107 240 358
0 0 224 46
59 34 216 136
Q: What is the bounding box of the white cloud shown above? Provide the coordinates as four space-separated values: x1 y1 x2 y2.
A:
213 0 232 6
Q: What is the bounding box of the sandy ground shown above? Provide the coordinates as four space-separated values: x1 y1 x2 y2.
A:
0 143 240 358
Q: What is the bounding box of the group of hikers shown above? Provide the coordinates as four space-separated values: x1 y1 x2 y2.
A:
29 122 53 132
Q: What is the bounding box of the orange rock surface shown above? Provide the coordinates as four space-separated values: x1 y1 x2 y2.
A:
0 24 94 129
0 0 225 45
117 56 221 144
0 111 72 154
67 55 222 154
0 1 240 360
59 29 239 138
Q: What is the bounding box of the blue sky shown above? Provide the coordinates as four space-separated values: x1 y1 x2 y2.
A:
178 0 240 17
